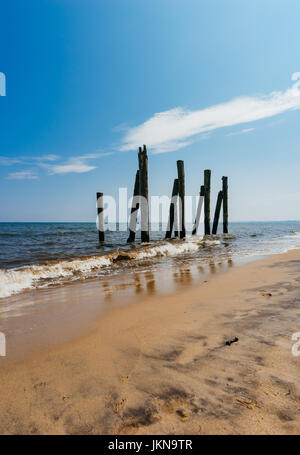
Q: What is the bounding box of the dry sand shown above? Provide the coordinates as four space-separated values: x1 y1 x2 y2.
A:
0 249 300 434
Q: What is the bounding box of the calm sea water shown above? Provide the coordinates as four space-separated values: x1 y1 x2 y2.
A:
1 221 300 298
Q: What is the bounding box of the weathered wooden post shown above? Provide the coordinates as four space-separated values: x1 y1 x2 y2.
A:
204 169 211 235
222 176 228 234
138 145 150 242
212 190 223 235
127 170 140 243
96 192 105 242
165 178 179 239
192 185 205 235
177 160 186 238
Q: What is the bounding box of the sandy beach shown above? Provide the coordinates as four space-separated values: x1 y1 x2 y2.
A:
0 248 300 435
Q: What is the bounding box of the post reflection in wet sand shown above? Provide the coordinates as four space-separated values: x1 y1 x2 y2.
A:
182 268 192 284
145 272 156 295
102 281 112 301
134 273 142 294
101 254 235 305
209 261 216 275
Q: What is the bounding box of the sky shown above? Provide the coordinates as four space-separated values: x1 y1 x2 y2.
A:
1 0 300 222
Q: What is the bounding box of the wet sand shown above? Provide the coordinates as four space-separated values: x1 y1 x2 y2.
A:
0 249 300 434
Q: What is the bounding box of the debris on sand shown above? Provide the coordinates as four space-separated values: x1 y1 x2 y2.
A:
236 398 259 410
225 337 239 346
261 291 272 297
176 409 189 421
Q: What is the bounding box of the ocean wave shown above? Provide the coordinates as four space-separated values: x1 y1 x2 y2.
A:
0 236 217 298
280 231 300 238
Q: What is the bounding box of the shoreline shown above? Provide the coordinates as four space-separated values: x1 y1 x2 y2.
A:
0 248 300 434
0 249 246 364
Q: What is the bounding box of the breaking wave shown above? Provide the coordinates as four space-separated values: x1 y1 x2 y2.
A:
0 236 219 298
280 231 300 238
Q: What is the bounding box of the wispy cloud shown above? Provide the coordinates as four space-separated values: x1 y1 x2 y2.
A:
45 161 96 175
0 154 60 166
119 73 300 154
33 154 60 162
1 151 113 179
0 157 22 166
43 152 113 175
226 127 255 137
6 170 38 180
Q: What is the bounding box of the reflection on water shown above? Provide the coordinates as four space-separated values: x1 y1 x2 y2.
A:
1 253 238 320
209 261 216 274
0 252 240 363
145 272 156 295
0 249 238 323
95 254 236 306
134 273 142 295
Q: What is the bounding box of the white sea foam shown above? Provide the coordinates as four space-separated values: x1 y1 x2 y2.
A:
0 255 113 298
0 236 211 298
280 231 300 238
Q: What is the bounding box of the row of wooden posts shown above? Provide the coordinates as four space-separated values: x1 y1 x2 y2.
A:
96 145 228 243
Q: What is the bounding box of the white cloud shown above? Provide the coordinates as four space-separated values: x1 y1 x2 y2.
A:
0 157 22 166
33 154 60 162
45 160 96 175
78 152 113 160
2 151 112 178
6 170 38 180
43 152 113 175
0 154 60 166
120 74 300 154
226 127 255 137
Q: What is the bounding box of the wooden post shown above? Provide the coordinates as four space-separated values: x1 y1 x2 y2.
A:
212 190 223 235
165 178 179 239
192 185 205 235
222 176 228 234
127 170 140 243
138 145 150 242
96 192 105 242
177 160 186 238
204 169 211 235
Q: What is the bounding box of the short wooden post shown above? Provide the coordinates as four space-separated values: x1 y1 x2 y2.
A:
204 169 211 235
192 185 205 235
222 176 228 234
127 170 140 243
166 178 179 239
177 160 186 238
212 190 223 235
138 145 150 242
96 192 105 242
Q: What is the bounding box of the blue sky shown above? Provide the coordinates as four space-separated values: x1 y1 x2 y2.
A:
1 0 300 222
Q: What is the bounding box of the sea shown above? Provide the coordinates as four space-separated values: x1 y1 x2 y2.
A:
1 221 300 299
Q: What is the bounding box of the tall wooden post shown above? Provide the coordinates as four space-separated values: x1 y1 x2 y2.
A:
96 192 105 242
204 169 211 235
138 145 150 242
177 160 186 238
192 185 205 235
222 176 228 234
127 170 140 243
212 191 223 235
166 178 179 239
